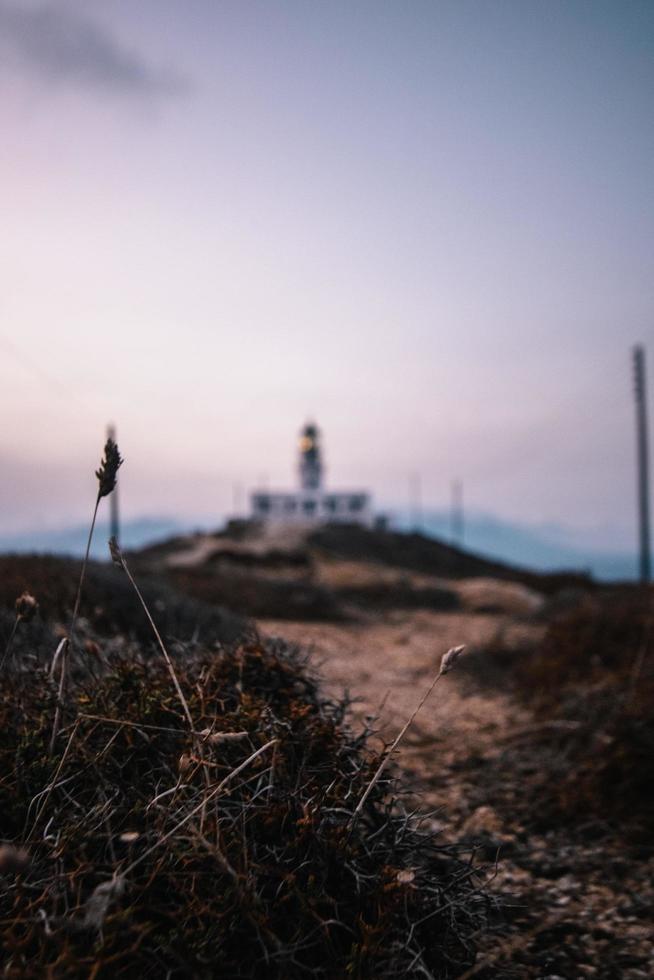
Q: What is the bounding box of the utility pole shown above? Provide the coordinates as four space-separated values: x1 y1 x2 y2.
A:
633 346 651 583
232 481 243 517
107 423 120 546
409 472 422 532
450 479 464 548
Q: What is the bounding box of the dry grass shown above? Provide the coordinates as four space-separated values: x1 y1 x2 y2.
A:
0 633 487 978
464 587 654 835
50 438 123 752
0 592 37 671
0 437 490 977
0 555 246 651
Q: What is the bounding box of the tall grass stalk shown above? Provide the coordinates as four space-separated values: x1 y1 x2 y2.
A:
49 438 122 754
109 537 195 735
1 619 20 674
350 644 464 825
1 593 37 672
109 538 212 832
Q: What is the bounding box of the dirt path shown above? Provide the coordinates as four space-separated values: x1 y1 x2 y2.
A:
258 610 654 979
258 610 532 821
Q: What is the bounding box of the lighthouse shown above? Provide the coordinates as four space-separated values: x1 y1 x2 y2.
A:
299 422 322 491
250 422 372 526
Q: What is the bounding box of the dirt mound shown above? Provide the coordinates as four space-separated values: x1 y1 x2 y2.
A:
164 565 346 621
454 578 545 615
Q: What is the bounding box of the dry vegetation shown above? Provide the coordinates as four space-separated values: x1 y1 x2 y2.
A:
467 588 654 836
0 441 490 978
2 443 652 978
0 634 486 978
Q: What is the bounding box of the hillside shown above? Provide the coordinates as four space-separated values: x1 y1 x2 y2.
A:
132 521 593 623
0 513 636 581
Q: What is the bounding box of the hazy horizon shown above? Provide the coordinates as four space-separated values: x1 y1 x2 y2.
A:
1 1 652 555
0 504 639 583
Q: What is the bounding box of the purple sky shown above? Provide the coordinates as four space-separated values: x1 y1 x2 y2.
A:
0 1 652 547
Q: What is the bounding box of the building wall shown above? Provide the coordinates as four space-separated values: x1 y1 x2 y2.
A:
251 491 373 527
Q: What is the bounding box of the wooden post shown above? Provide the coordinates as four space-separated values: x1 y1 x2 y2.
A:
633 347 651 583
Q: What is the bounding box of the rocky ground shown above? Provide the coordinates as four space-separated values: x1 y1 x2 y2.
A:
258 606 653 979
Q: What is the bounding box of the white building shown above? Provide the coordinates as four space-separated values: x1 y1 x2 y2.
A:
250 422 373 526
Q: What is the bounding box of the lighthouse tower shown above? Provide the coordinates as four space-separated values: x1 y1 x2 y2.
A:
299 422 323 491
250 421 372 526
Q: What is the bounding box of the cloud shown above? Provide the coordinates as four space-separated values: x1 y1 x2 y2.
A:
0 1 189 98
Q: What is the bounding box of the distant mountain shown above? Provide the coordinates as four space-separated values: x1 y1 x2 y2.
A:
0 510 639 582
390 509 637 582
0 517 216 561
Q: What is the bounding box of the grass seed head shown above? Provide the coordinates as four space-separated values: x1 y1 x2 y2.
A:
440 644 465 675
15 591 37 622
119 831 140 844
96 438 123 498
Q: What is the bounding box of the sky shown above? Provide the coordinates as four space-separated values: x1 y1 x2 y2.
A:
0 0 652 551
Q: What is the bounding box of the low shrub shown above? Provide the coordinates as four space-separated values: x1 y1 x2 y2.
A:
0 555 245 648
468 588 654 835
0 638 486 978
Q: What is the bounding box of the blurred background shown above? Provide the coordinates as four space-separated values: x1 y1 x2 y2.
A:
0 0 652 578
